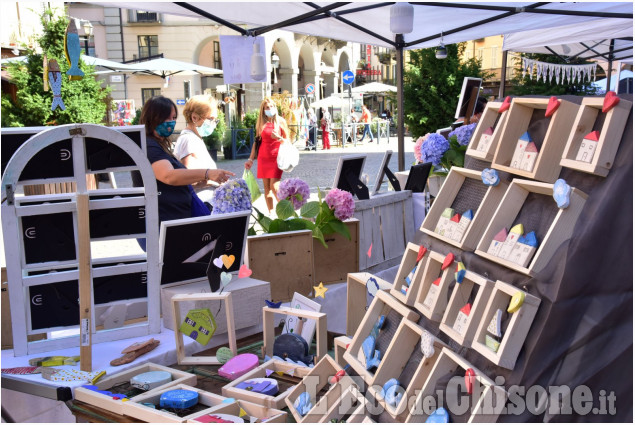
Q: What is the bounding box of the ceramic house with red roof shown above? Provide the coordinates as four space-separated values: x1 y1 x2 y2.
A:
520 142 538 172
575 130 600 163
477 127 494 152
511 132 531 169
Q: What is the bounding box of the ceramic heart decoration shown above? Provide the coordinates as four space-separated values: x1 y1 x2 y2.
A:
220 272 232 288
602 91 620 113
498 96 511 113
221 254 235 269
545 96 560 117
212 256 223 269
238 264 252 278
441 253 454 270
417 245 427 262
465 368 476 394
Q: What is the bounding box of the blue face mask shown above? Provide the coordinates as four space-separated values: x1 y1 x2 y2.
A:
155 120 176 137
196 119 217 138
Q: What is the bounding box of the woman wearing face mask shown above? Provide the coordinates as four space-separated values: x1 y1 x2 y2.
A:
139 95 234 226
174 95 220 207
244 97 289 214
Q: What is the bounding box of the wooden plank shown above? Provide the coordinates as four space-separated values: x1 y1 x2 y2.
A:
466 101 505 161
381 202 401 261
413 250 456 321
389 242 428 307
313 219 359 285
346 272 392 336
77 193 92 372
262 306 327 361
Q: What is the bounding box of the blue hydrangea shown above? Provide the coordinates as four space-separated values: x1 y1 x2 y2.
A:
211 179 252 214
420 133 450 166
448 123 477 146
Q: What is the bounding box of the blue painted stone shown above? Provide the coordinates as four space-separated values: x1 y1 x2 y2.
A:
294 392 312 416
553 179 571 209
462 209 474 220
481 168 500 186
381 379 404 407
426 407 449 423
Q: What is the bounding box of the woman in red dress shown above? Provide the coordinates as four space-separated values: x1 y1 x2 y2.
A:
245 98 290 213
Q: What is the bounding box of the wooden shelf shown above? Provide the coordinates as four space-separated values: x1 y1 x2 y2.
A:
334 335 353 367
413 250 456 322
346 272 392 337
321 385 368 423
263 305 327 363
389 242 429 306
465 101 508 161
186 400 286 423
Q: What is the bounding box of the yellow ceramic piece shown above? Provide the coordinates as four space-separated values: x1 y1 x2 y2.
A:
510 223 524 235
507 291 525 313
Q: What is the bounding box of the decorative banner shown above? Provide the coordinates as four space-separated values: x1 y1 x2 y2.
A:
522 58 596 85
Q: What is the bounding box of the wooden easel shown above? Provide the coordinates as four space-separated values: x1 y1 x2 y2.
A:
463 86 480 125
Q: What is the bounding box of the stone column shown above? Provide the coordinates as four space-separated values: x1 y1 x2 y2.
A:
277 67 298 97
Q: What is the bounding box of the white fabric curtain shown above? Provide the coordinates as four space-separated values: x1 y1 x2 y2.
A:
521 58 597 85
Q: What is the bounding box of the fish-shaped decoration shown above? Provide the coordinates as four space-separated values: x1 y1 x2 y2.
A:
381 378 404 407
65 19 84 80
294 392 312 417
362 315 385 370
48 59 65 111
265 300 282 309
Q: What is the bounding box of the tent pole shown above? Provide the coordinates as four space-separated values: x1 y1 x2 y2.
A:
606 39 614 93
396 34 405 172
499 50 508 99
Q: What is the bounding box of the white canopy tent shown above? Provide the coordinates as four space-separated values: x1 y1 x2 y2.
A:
351 82 397 94
592 69 633 93
310 94 351 109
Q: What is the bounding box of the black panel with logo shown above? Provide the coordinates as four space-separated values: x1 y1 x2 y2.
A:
29 280 79 330
21 212 76 264
18 139 74 181
89 206 146 238
93 271 147 304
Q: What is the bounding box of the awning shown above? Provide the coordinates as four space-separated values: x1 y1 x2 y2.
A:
351 82 397 94
126 57 223 78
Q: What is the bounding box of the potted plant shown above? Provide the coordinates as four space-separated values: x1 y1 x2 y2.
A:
203 110 225 162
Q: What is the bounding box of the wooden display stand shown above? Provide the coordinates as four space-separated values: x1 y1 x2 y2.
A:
321 385 368 423
439 270 494 346
334 335 352 367
465 101 508 161
413 250 457 322
285 354 358 423
221 359 312 409
367 319 448 421
262 305 327 361
186 400 286 423
491 97 579 183
247 230 314 302
171 292 237 365
472 280 541 370
560 96 632 177
346 272 392 337
74 363 197 415
405 347 507 423
475 179 588 276
389 242 429 306
420 167 509 250
313 218 360 285
344 290 419 386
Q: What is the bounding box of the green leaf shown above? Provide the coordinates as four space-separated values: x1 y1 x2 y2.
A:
268 219 282 233
276 200 295 220
312 226 327 248
320 222 334 236
288 218 308 231
260 216 272 233
327 220 351 240
300 201 320 218
247 227 257 236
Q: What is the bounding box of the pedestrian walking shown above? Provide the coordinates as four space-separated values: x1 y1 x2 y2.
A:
321 107 332 150
359 104 374 143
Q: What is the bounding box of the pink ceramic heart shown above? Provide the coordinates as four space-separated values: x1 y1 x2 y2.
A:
498 96 511 113
602 91 620 113
238 264 252 278
417 246 427 262
441 253 454 270
545 96 560 117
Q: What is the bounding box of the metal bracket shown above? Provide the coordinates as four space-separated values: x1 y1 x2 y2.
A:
4 184 15 205
69 127 86 136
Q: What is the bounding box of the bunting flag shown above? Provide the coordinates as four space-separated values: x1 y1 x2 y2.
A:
521 58 596 85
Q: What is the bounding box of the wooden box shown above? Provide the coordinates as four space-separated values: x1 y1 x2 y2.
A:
413 250 457 322
367 319 448 421
285 354 358 423
420 167 508 250
389 242 429 306
321 385 368 423
491 97 579 183
74 363 197 415
439 270 494 346
475 179 588 275
247 229 314 302
263 306 327 362
344 290 419 386
334 335 353 367
405 347 507 423
560 96 632 177
314 218 360 285
471 280 541 370
466 101 508 161
186 400 286 423
221 359 312 409
346 272 392 337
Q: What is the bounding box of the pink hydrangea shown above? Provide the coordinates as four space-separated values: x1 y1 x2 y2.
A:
324 188 355 221
414 134 430 163
277 178 310 210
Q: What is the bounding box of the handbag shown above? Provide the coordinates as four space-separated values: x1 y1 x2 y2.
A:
188 185 211 217
276 141 299 172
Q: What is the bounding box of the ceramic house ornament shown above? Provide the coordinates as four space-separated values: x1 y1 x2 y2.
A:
422 278 441 309
511 132 531 169
435 207 455 236
452 303 471 335
520 142 538 172
575 130 600 163
477 126 495 152
446 213 461 241
509 231 538 267
179 308 217 346
453 209 473 242
498 224 524 260
487 228 507 257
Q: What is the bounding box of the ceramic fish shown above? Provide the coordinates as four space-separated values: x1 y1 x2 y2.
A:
48 59 65 111
265 300 282 309
65 19 84 80
362 315 385 370
382 378 404 407
294 392 312 416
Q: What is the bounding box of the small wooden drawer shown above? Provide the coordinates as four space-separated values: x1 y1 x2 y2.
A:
560 96 632 177
389 242 429 306
74 363 196 415
475 179 588 276
367 319 448 421
471 280 541 370
346 272 392 337
221 359 312 409
186 400 287 423
413 250 457 322
405 347 508 423
420 167 508 250
285 354 358 423
439 270 494 346
491 97 579 183
334 335 353 367
344 290 419 386
466 101 508 161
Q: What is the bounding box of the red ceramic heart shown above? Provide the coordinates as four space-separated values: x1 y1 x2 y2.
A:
238 264 252 278
602 91 620 113
417 246 427 262
498 96 511 113
545 96 560 117
465 368 476 394
441 253 454 270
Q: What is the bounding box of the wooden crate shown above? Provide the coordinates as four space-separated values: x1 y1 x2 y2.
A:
334 335 353 367
321 385 368 423
389 242 430 306
560 96 632 177
405 347 508 423
74 363 197 415
221 359 312 409
354 191 415 272
186 400 287 423
346 272 392 337
475 179 588 276
439 270 494 346
314 219 360 285
262 306 327 362
465 101 508 161
344 290 419 386
413 250 457 321
367 319 448 421
420 167 509 250
171 292 237 365
247 230 314 302
491 97 579 183
285 354 358 423
471 280 541 370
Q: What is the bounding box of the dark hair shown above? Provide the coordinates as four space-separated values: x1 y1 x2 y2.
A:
140 96 178 153
475 96 488 115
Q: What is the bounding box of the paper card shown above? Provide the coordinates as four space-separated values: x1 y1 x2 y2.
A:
282 292 322 345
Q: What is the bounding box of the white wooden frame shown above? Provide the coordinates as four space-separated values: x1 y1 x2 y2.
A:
186 400 287 423
262 305 327 362
371 149 393 195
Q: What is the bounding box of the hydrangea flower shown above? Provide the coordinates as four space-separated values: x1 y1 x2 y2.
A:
420 133 449 166
211 179 252 214
324 188 355 221
277 178 310 210
413 134 429 163
448 123 477 146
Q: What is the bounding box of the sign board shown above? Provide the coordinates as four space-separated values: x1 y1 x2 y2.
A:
305 83 315 94
342 70 355 85
176 99 186 105
220 35 267 84
110 75 122 83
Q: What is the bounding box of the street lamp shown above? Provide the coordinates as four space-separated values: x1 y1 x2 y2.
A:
271 52 280 70
435 33 448 60
82 21 93 55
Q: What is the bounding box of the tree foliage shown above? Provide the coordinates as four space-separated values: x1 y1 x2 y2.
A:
1 7 110 127
403 43 490 138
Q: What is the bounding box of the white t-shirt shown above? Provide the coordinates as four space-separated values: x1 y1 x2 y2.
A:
174 129 217 203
